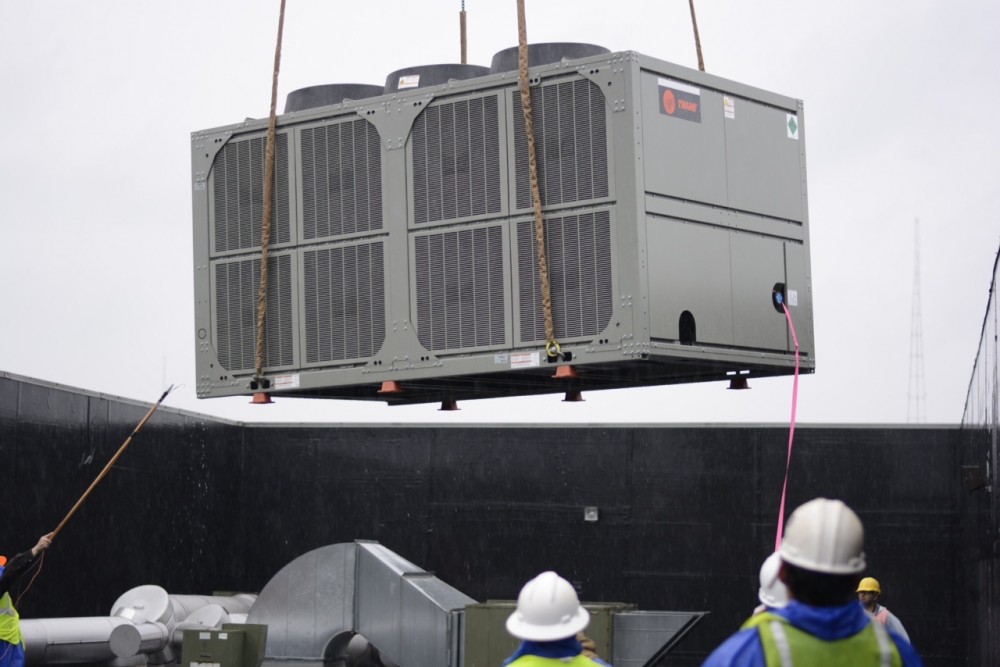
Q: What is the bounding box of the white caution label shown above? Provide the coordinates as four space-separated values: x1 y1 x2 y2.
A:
274 374 300 389
724 96 735 119
510 352 540 369
398 74 420 90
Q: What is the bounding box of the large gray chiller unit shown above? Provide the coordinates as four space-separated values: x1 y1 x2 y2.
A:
191 46 815 404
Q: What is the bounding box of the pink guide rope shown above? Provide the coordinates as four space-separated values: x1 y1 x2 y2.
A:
774 301 801 552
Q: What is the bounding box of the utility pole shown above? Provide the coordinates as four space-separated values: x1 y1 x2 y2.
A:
908 219 926 423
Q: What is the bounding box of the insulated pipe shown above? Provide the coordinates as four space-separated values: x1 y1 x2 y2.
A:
22 588 257 665
21 617 135 664
169 604 232 647
109 622 170 659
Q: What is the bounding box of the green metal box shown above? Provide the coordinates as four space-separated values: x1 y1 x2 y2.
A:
463 601 634 667
181 625 268 667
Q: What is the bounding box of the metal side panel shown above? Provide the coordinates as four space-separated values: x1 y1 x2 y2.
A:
396 575 476 667
612 611 706 667
730 232 790 351
247 543 357 660
784 240 815 358
646 216 734 346
353 544 422 660
724 96 805 223
638 69 728 208
354 543 475 667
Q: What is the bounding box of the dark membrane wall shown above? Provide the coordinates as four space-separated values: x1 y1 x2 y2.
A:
0 373 987 666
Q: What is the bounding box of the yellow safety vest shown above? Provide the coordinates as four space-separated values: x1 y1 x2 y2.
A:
0 592 21 645
754 612 902 667
507 654 599 667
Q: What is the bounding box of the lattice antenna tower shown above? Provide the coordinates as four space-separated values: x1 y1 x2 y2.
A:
908 219 926 423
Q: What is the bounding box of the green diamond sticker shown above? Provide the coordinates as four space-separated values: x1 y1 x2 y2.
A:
787 116 798 135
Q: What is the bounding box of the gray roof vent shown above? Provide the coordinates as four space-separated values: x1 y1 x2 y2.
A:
490 42 610 74
284 83 384 113
384 63 489 94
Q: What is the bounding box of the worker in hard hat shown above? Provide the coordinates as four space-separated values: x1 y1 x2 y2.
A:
857 577 911 643
0 534 53 667
750 552 789 616
703 498 923 666
504 571 611 666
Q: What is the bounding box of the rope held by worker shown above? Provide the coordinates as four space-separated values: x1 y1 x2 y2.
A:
50 385 175 541
774 299 800 551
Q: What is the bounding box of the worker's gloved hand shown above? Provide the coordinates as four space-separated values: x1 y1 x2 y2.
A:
31 533 53 557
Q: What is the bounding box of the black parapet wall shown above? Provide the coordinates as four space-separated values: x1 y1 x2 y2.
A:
0 375 246 616
0 372 985 666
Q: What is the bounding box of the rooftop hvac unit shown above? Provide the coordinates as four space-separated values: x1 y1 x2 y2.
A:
191 47 815 404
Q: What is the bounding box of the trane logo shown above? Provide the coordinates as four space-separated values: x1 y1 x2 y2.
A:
658 77 701 123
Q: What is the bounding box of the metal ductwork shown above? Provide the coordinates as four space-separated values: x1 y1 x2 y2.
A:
247 541 474 667
21 542 704 667
246 541 704 667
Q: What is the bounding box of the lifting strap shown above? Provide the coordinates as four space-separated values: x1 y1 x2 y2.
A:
255 0 288 381
687 0 706 72
459 1 467 64
515 0 560 359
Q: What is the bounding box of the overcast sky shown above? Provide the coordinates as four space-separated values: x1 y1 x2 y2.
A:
2 1 997 425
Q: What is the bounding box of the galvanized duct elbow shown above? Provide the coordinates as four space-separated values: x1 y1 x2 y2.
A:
246 541 475 667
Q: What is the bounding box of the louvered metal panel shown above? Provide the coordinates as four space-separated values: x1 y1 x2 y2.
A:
301 119 383 240
213 254 294 372
414 225 506 353
513 78 609 210
411 95 502 225
518 210 613 343
212 134 291 253
303 241 386 364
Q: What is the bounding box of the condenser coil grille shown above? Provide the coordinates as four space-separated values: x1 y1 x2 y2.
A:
303 242 387 364
212 134 291 253
214 254 294 372
518 210 613 342
301 120 383 240
414 226 506 352
514 79 609 210
412 96 502 225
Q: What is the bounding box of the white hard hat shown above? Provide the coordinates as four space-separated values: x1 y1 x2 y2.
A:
505 571 590 642
757 552 789 608
779 498 866 574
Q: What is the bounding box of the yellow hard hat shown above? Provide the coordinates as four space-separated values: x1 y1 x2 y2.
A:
856 577 881 594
